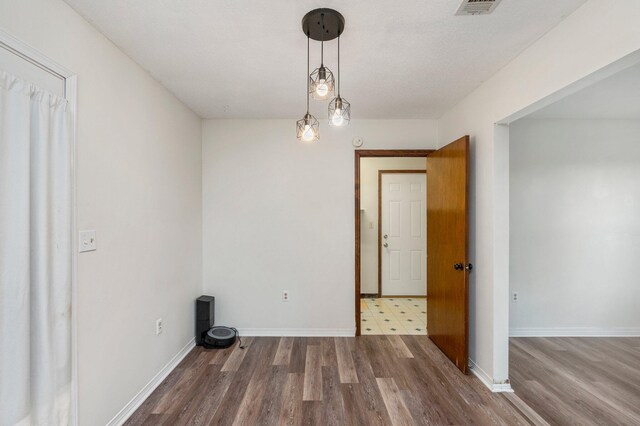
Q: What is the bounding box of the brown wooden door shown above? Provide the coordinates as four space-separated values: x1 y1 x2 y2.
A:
426 136 470 374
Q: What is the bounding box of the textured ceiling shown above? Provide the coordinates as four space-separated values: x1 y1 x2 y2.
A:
63 0 586 119
528 62 640 120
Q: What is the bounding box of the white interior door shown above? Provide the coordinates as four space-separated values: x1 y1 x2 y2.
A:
380 172 427 296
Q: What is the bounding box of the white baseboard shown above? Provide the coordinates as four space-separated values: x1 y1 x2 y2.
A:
237 328 356 337
509 327 640 337
468 359 513 393
106 337 195 426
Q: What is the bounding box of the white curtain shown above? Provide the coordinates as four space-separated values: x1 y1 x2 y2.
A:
0 70 72 426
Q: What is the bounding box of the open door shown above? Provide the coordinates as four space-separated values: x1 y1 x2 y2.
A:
427 136 470 373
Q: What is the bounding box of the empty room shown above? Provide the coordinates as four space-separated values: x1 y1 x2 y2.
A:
508 62 640 424
1 0 639 425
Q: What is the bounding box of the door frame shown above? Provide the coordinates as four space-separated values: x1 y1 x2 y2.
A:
355 150 433 336
377 170 427 298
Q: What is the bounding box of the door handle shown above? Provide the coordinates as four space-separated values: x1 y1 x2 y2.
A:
454 263 473 272
383 234 388 239
383 243 388 248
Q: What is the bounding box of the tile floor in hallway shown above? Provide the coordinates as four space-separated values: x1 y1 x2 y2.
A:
360 297 427 335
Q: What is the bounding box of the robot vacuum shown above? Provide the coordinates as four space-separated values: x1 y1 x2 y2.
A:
203 326 239 349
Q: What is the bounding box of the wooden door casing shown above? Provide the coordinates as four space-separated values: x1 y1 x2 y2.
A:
354 150 433 336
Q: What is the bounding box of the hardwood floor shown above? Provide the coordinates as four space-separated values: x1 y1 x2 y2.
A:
126 336 529 425
510 337 640 425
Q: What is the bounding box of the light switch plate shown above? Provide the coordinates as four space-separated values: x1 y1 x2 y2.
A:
79 230 97 252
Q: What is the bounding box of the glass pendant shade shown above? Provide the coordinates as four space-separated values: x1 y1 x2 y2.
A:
296 113 319 142
309 66 335 100
328 96 350 127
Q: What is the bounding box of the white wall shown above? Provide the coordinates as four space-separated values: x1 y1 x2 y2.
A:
360 157 426 294
510 119 640 335
202 119 437 334
438 0 640 386
0 1 202 424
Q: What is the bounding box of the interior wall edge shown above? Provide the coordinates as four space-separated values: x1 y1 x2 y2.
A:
438 0 640 386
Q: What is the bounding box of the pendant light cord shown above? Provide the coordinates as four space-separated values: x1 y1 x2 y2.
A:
337 34 340 96
306 34 310 113
320 14 325 66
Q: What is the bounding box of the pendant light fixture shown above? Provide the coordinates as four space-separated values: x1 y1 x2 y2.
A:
309 13 335 100
328 34 350 127
297 8 348 141
296 35 319 142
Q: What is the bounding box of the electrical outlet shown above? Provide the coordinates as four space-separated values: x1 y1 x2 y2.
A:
282 291 290 302
512 292 518 302
156 318 163 335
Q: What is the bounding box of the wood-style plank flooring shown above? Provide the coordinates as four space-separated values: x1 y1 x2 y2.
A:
126 336 529 425
510 337 640 426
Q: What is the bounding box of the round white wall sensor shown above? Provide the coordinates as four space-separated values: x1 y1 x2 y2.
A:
352 137 363 148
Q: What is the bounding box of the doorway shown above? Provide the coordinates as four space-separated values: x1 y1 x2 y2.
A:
506 60 640 424
356 151 431 337
358 157 428 336
355 139 470 373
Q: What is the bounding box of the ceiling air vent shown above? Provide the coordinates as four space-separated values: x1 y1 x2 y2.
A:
455 0 502 16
